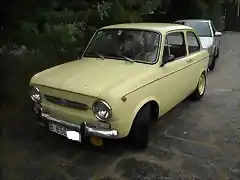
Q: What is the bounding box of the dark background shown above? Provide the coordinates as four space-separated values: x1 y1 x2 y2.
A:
0 0 238 108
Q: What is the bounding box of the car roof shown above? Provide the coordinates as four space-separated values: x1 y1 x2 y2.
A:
176 19 211 23
100 23 193 34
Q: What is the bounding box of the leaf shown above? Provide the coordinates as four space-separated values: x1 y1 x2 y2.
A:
140 0 163 15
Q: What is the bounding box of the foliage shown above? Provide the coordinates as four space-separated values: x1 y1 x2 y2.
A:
0 0 226 105
1 0 226 53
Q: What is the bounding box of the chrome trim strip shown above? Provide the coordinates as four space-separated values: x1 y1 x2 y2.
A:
124 56 208 97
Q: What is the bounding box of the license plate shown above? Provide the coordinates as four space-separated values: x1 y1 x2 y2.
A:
48 123 81 142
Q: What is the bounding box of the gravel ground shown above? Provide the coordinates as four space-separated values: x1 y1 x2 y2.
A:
1 32 240 180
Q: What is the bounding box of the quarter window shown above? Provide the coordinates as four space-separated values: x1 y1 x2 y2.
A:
163 32 187 60
186 32 201 54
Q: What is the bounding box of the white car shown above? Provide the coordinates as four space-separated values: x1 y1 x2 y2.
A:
174 19 222 71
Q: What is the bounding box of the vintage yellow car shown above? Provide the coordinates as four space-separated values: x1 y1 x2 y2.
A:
29 23 209 149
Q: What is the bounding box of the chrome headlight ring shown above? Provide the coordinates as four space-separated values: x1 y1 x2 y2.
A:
92 100 112 121
30 86 41 103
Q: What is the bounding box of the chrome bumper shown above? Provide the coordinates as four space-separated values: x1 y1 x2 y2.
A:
41 113 118 139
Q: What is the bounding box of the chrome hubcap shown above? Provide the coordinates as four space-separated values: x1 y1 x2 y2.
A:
198 74 206 95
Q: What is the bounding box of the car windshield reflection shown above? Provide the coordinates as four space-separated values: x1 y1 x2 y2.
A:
83 29 161 64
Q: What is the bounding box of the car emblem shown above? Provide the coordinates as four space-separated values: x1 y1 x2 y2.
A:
60 99 67 106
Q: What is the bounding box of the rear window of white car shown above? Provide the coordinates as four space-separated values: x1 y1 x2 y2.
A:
177 21 212 37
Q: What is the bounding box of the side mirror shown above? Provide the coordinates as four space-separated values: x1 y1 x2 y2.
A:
161 54 175 66
215 31 222 36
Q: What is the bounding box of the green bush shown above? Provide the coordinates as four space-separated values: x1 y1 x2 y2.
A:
0 0 225 105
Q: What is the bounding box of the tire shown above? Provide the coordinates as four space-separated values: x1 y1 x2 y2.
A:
209 54 216 71
216 48 220 58
128 104 151 149
190 73 206 101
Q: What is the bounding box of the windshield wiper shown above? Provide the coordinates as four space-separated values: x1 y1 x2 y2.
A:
123 56 134 63
84 52 105 60
96 53 105 60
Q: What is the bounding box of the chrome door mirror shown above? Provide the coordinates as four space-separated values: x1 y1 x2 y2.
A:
215 31 222 36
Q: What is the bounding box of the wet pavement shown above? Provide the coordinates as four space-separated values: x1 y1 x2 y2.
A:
1 32 240 180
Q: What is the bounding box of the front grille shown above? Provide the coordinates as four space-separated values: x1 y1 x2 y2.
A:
44 94 89 110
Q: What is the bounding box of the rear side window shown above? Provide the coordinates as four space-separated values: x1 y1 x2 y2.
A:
186 32 201 54
163 32 187 60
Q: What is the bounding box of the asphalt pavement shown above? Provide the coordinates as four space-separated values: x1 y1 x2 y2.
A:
1 32 240 180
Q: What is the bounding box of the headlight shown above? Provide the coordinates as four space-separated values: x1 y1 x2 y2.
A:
30 86 41 102
92 100 112 120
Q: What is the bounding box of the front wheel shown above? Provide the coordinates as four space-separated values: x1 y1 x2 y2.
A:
128 104 151 149
190 73 206 101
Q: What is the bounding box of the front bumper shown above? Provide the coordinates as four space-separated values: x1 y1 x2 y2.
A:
40 112 119 139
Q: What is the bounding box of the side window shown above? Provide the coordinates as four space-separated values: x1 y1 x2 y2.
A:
186 32 201 54
163 32 187 60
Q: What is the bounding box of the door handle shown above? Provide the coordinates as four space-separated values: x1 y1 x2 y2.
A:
186 59 193 63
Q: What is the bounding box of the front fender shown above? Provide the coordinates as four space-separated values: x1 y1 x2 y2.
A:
131 96 160 124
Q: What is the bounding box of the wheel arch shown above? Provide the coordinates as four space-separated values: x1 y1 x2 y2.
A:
199 70 207 82
131 97 160 126
202 70 207 76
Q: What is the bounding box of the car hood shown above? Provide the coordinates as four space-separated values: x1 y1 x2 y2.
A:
30 58 156 98
199 37 213 49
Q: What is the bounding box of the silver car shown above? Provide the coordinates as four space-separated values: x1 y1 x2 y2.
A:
174 19 222 71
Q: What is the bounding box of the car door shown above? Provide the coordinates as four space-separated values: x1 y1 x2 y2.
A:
158 31 191 113
185 31 204 90
210 21 220 51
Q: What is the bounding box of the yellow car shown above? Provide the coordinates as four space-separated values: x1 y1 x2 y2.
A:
29 23 209 149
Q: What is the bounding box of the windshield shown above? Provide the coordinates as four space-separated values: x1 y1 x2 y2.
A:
83 29 161 64
178 21 212 37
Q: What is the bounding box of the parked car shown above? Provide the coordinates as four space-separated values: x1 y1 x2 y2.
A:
174 19 222 71
29 23 209 149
